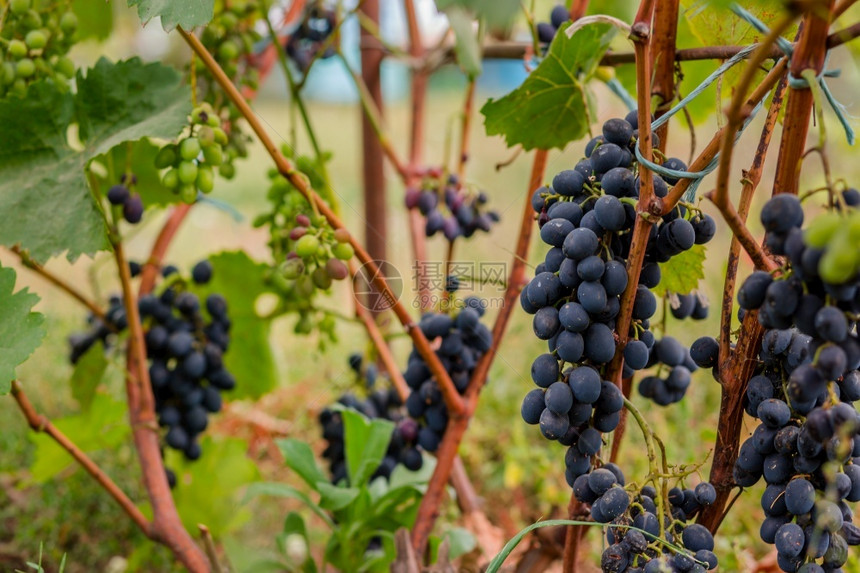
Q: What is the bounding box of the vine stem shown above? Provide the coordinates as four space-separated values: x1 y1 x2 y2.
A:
5 246 108 324
410 148 549 556
358 0 388 276
139 204 193 294
10 380 150 533
177 26 464 417
404 0 431 312
656 59 789 213
772 0 835 197
457 79 476 180
607 0 678 469
567 2 655 569
337 54 410 181
717 70 790 360
698 1 835 533
702 59 787 274
348 258 410 401
435 23 860 68
651 0 679 147
114 234 211 571
260 0 333 201
708 13 796 272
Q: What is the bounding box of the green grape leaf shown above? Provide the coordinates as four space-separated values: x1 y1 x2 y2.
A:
0 265 46 394
189 251 277 399
74 58 191 158
481 22 616 151
656 244 707 296
444 7 482 78
69 343 108 411
72 0 114 41
0 58 190 262
128 0 215 32
30 393 129 482
342 409 394 488
167 435 259 536
435 0 520 28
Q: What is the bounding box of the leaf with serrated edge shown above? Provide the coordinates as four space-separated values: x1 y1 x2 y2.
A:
0 265 46 394
128 0 214 32
657 244 707 296
0 58 190 262
481 23 616 151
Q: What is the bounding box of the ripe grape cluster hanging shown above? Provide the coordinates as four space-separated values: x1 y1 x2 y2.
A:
520 111 721 571
729 193 860 572
68 260 236 486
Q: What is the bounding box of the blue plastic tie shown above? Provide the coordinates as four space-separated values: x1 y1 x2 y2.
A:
197 195 245 222
633 44 763 201
731 3 855 144
606 77 637 112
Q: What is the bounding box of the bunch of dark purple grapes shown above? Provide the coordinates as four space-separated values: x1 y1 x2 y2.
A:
319 382 423 485
536 5 570 46
572 464 720 571
405 170 500 241
709 193 860 572
107 174 144 224
520 110 716 486
68 260 236 483
286 4 336 71
403 297 492 452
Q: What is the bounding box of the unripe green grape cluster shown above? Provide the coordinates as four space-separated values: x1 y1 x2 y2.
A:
280 213 353 291
1 0 78 98
154 105 226 203
193 0 262 179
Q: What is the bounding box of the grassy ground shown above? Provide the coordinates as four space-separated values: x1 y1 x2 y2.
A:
2 49 860 573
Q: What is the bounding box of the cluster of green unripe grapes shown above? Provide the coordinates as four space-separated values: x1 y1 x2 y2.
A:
1 0 77 97
280 213 354 291
195 0 262 179
154 104 227 203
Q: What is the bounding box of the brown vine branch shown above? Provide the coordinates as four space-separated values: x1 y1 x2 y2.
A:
114 235 210 571
139 204 193 295
457 79 476 180
609 0 679 469
338 54 410 182
699 1 834 533
10 380 151 533
6 246 108 324
177 27 464 418
773 1 834 197
564 2 656 569
718 71 790 360
404 0 432 312
410 148 549 556
434 23 860 68
358 0 389 307
651 0 679 148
